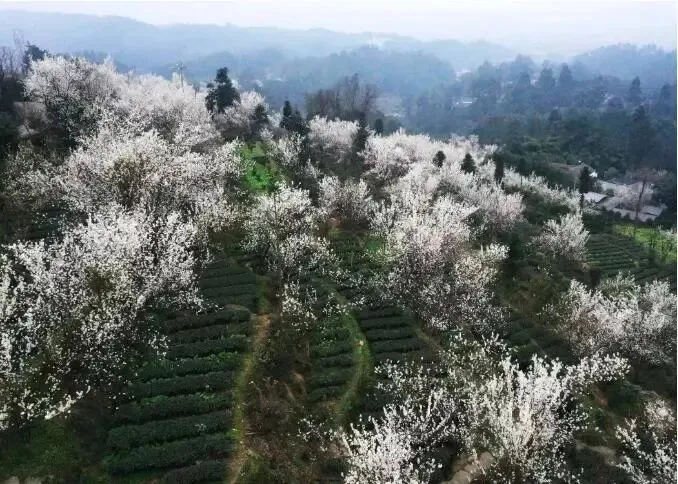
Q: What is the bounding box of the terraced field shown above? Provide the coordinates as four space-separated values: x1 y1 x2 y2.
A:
328 229 433 419
105 260 259 483
501 313 575 366
586 233 677 290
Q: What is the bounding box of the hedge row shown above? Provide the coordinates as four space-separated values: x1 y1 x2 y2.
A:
359 317 409 330
310 327 350 345
311 340 353 358
313 353 354 368
108 410 231 451
207 294 257 310
358 307 403 319
373 351 420 364
370 338 421 354
507 330 532 347
165 308 250 333
199 273 257 289
160 459 227 483
202 265 250 279
201 284 259 298
308 385 343 402
114 392 233 425
131 371 235 399
168 322 250 344
309 368 353 388
167 335 249 360
137 353 242 381
514 342 542 365
363 327 415 342
106 433 234 475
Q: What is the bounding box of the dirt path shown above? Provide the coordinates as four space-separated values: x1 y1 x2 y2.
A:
226 311 271 484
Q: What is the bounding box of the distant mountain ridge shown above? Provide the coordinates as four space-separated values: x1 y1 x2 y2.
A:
0 9 515 71
572 44 677 87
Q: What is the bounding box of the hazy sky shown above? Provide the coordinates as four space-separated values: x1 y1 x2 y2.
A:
1 1 676 56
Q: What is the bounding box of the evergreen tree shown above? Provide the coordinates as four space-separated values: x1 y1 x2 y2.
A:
548 109 562 124
557 64 574 106
349 112 369 177
578 167 591 194
558 64 574 90
205 67 239 114
461 153 476 174
627 77 642 106
253 103 269 135
655 84 675 118
280 100 293 129
374 118 384 135
494 155 505 184
433 150 446 168
21 43 47 74
628 105 654 166
290 109 309 137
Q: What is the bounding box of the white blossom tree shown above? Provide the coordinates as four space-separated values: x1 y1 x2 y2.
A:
23 56 120 145
319 176 375 225
339 335 628 483
536 212 590 261
0 204 201 428
242 184 321 258
616 397 677 483
337 391 455 484
551 275 676 363
307 116 358 164
371 187 506 332
214 90 269 140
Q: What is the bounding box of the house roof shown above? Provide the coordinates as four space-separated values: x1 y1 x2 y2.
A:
584 192 607 203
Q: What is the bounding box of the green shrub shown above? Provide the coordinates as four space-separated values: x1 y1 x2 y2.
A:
308 385 343 402
514 342 542 365
201 284 259 298
167 335 249 359
108 411 231 451
168 322 251 344
309 368 352 388
313 353 354 368
137 353 242 381
363 327 415 341
114 392 233 425
358 307 402 319
370 338 421 353
199 273 257 289
311 340 353 358
160 459 227 483
508 329 532 346
106 434 234 474
359 317 409 330
165 308 250 333
131 371 236 398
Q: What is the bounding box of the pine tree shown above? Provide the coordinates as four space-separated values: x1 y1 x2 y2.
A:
627 77 642 106
374 118 384 135
349 112 369 177
280 100 293 129
253 104 269 135
433 150 446 168
494 155 505 184
578 167 591 194
461 153 476 174
205 67 239 114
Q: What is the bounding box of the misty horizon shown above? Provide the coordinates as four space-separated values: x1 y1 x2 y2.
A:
0 1 676 58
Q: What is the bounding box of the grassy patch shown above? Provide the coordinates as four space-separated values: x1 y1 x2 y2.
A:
613 224 676 262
